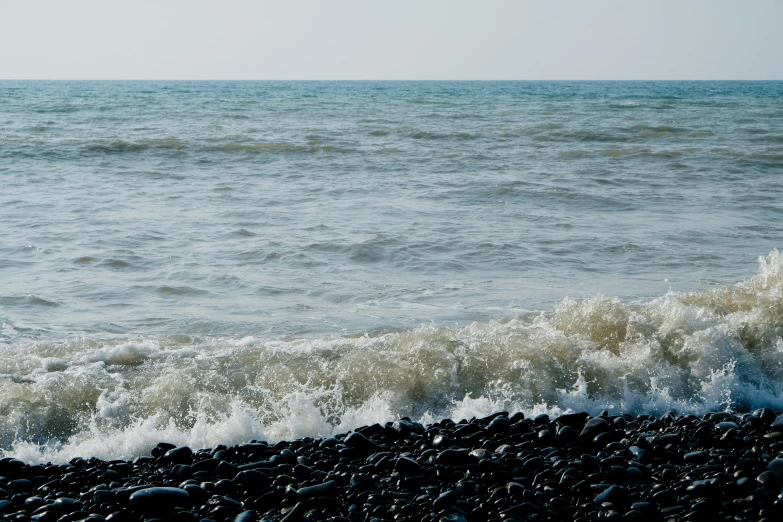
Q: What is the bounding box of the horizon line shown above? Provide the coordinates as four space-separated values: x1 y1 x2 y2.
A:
1 78 782 82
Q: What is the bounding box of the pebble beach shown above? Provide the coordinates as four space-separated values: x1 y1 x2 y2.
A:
4 409 783 522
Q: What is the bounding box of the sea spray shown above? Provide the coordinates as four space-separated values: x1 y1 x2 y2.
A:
3 250 783 463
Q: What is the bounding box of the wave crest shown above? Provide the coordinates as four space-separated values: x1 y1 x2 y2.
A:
3 250 783 462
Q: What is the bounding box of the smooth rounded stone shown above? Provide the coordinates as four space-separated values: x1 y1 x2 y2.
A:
630 502 654 513
500 502 540 517
434 449 470 467
594 485 627 505
683 451 710 464
766 458 783 478
486 416 510 434
755 408 777 424
627 446 647 461
93 489 115 505
580 418 609 439
757 471 779 489
432 434 450 448
61 510 92 521
613 416 627 427
593 431 617 446
171 464 193 480
296 479 336 499
538 429 554 443
0 457 25 475
216 460 239 479
453 423 482 438
213 448 229 460
25 497 46 511
432 490 457 511
99 469 122 483
770 414 783 430
554 412 589 429
394 456 421 474
319 437 339 449
344 432 379 452
233 470 269 489
349 473 374 492
469 448 491 462
580 454 600 472
7 479 33 493
686 478 717 496
392 419 426 437
439 514 468 522
53 498 84 514
715 421 740 431
233 512 255 522
163 446 193 464
128 487 190 514
214 478 236 495
533 414 550 425
278 448 297 463
495 443 515 454
279 502 306 522
706 412 732 422
191 458 221 472
182 484 209 505
624 467 645 483
557 425 577 441
31 513 58 522
508 412 525 423
660 505 686 516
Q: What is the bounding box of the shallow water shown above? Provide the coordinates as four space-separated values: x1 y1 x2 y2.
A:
1 81 782 462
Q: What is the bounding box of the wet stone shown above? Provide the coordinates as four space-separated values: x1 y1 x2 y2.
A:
7 410 783 522
394 456 421 474
683 450 710 464
433 490 456 511
766 458 783 478
128 487 190 514
594 485 627 505
344 432 379 452
757 471 778 489
164 446 193 465
580 418 609 439
434 449 470 467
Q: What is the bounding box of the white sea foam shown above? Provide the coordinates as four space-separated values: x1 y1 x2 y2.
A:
3 250 783 463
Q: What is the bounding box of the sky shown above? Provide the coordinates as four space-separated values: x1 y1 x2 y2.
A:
0 0 780 80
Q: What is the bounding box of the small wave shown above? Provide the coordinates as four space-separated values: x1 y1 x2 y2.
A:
98 259 131 269
84 138 187 154
0 295 60 307
155 285 208 296
211 142 349 154
232 228 256 237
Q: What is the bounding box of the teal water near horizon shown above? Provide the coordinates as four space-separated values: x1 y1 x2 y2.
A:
2 81 783 462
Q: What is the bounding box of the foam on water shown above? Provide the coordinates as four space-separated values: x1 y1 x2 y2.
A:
3 250 783 463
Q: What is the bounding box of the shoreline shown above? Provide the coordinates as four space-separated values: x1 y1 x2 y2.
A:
2 410 783 521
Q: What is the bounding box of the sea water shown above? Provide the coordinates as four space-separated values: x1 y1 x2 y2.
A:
1 81 782 463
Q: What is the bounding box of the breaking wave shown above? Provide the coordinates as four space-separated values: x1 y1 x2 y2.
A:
2 250 783 463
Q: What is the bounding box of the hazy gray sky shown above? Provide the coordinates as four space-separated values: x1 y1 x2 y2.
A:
1 0 780 80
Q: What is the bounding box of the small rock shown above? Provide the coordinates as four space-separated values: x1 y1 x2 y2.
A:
129 487 190 515
580 418 609 439
433 490 457 511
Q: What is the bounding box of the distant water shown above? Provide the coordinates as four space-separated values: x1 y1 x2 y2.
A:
1 81 783 462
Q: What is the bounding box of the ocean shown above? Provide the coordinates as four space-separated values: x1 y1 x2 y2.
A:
1 80 782 463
